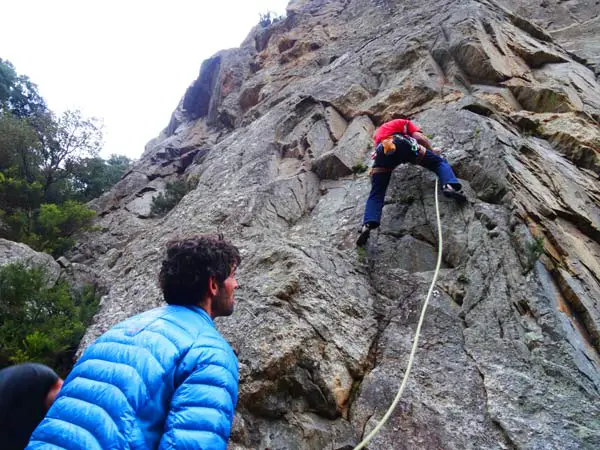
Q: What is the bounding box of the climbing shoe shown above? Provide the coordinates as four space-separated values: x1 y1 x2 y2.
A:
442 184 467 203
356 224 371 247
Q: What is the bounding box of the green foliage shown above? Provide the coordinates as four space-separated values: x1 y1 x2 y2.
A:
0 59 47 118
525 234 545 272
32 109 104 199
522 121 542 137
150 180 191 217
0 111 41 180
35 201 96 256
0 176 43 242
0 60 131 257
457 273 469 284
352 163 368 174
393 193 415 204
0 262 100 374
356 246 367 264
0 175 43 211
69 154 132 202
0 178 95 256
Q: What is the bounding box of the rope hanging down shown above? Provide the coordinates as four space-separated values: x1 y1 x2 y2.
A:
354 178 444 450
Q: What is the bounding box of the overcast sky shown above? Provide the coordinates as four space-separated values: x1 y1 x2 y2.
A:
0 0 289 159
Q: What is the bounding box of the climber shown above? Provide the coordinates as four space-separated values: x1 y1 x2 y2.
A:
0 363 63 450
357 118 466 246
27 235 241 450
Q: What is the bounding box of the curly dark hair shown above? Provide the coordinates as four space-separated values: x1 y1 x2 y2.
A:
159 235 241 306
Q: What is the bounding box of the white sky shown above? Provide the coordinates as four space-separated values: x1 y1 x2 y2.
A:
0 0 289 159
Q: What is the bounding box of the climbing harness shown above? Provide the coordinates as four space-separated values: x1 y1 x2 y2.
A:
368 166 394 175
353 178 443 450
371 134 427 173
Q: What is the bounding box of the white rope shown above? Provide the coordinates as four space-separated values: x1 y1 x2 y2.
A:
354 178 443 450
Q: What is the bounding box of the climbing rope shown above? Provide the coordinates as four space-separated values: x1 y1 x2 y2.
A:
354 178 443 450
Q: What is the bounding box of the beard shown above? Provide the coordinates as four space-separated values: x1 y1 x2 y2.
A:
211 287 234 317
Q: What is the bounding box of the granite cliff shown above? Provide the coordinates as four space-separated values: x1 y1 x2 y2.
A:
6 0 599 448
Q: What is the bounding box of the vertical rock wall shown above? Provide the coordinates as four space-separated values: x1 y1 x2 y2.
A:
69 1 599 448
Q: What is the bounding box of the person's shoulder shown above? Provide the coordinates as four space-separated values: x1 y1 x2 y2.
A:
149 306 232 354
194 326 237 362
383 118 405 126
177 329 238 383
96 306 200 355
406 119 421 131
114 305 199 335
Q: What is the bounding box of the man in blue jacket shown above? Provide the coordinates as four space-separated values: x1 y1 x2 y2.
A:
27 234 241 449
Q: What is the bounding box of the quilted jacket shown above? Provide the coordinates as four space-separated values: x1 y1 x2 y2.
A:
27 305 239 449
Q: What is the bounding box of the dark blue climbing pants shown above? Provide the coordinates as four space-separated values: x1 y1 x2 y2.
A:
362 136 460 228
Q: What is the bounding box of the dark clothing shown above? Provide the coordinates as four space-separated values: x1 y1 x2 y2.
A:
364 171 394 226
363 136 461 227
0 363 58 450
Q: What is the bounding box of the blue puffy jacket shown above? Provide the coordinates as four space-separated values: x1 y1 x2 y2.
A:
27 305 239 449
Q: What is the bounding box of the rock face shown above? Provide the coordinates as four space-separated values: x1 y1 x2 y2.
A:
69 1 599 448
0 239 107 296
0 239 62 284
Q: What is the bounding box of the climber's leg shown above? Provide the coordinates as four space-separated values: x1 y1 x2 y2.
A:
418 150 466 201
417 150 460 187
357 169 393 246
362 170 393 228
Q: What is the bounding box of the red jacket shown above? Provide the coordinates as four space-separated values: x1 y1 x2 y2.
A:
374 119 421 145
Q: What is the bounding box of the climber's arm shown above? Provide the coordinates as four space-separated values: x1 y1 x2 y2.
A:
412 131 441 155
411 131 432 150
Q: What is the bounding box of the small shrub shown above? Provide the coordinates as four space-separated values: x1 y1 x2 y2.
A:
352 163 368 174
259 10 285 28
458 273 469 284
0 176 95 257
0 262 100 375
35 201 96 256
186 174 200 191
259 11 273 28
356 246 367 264
0 176 44 211
523 123 542 137
525 234 545 272
150 180 190 217
393 193 415 204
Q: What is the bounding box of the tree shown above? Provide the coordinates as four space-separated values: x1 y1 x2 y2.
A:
0 58 47 118
0 262 100 374
34 201 96 256
32 109 103 200
0 60 114 257
106 154 132 177
69 154 132 202
0 111 41 182
150 180 190 217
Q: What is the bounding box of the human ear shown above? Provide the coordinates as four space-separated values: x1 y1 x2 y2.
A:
208 276 219 296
